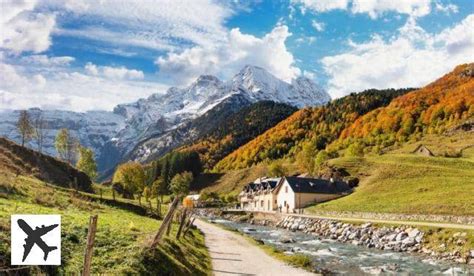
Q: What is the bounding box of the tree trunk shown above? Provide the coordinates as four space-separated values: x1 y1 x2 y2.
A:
176 209 187 239
149 197 179 248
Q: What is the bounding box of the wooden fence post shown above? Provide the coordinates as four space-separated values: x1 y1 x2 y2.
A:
166 212 176 236
183 217 196 237
149 197 179 248
82 215 98 276
176 209 187 239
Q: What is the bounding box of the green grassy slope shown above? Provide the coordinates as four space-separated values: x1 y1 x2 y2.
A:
307 151 474 215
0 172 210 275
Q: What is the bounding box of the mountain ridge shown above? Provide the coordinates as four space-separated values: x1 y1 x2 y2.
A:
0 65 331 175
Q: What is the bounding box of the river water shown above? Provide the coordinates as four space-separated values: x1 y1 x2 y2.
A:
211 219 474 275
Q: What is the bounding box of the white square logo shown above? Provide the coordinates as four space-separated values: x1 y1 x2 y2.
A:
11 215 61 265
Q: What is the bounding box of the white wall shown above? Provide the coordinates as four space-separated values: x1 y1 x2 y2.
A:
276 180 295 213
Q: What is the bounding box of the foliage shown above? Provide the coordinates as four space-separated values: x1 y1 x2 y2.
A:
55 128 79 164
267 160 287 177
170 171 193 198
332 63 474 153
113 162 146 197
76 147 98 180
314 150 329 170
345 142 364 157
215 88 413 171
157 151 202 191
180 101 297 170
16 110 34 147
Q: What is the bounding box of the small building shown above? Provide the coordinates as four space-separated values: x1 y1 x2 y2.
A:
413 145 434 157
239 176 351 213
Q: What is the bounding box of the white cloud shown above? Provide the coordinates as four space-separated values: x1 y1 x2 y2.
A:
0 0 56 53
0 60 167 112
351 0 432 19
291 0 349 13
311 20 325 32
435 2 458 14
156 25 301 84
84 63 144 80
20 55 75 66
321 14 474 98
292 0 435 18
44 0 232 51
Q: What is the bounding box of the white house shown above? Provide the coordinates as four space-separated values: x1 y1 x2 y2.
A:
239 176 351 213
274 177 351 213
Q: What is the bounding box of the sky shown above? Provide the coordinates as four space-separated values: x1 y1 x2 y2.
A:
1 0 473 112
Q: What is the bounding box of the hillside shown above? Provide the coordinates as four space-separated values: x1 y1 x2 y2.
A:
0 137 92 192
214 88 413 171
0 172 211 274
331 63 474 153
179 101 297 170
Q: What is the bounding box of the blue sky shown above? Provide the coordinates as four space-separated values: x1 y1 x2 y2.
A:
1 0 473 111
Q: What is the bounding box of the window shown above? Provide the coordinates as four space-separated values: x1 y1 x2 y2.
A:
285 186 288 193
260 200 264 207
274 199 277 204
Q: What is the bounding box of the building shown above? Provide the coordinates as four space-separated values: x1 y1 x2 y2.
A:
275 177 351 213
412 144 434 157
239 178 280 211
239 176 351 213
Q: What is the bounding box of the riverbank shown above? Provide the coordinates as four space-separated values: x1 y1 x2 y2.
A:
194 219 315 275
198 209 474 267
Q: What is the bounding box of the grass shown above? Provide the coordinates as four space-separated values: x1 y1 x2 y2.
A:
307 152 474 216
0 172 211 275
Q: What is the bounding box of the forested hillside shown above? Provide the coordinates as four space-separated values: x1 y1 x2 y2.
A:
179 101 297 170
214 88 413 171
330 63 474 154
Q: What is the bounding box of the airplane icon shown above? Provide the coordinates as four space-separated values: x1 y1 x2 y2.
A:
17 219 59 262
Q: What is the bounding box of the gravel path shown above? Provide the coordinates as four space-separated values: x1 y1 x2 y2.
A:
195 219 314 276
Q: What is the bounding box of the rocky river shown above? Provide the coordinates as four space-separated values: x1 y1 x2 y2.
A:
208 217 474 275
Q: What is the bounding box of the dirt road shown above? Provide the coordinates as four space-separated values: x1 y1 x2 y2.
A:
195 219 314 276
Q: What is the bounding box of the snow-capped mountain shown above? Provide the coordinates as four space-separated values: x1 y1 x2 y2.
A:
231 65 330 107
0 65 331 176
0 108 125 172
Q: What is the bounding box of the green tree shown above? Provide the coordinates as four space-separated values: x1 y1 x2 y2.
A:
55 128 79 164
16 110 34 147
170 171 193 198
314 150 329 170
297 141 317 173
346 142 364 157
76 147 98 180
113 162 146 199
267 161 287 177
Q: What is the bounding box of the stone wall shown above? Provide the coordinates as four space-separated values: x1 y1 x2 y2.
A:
307 210 474 225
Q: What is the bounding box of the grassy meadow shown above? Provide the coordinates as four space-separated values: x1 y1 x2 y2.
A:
0 172 211 275
307 152 474 216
